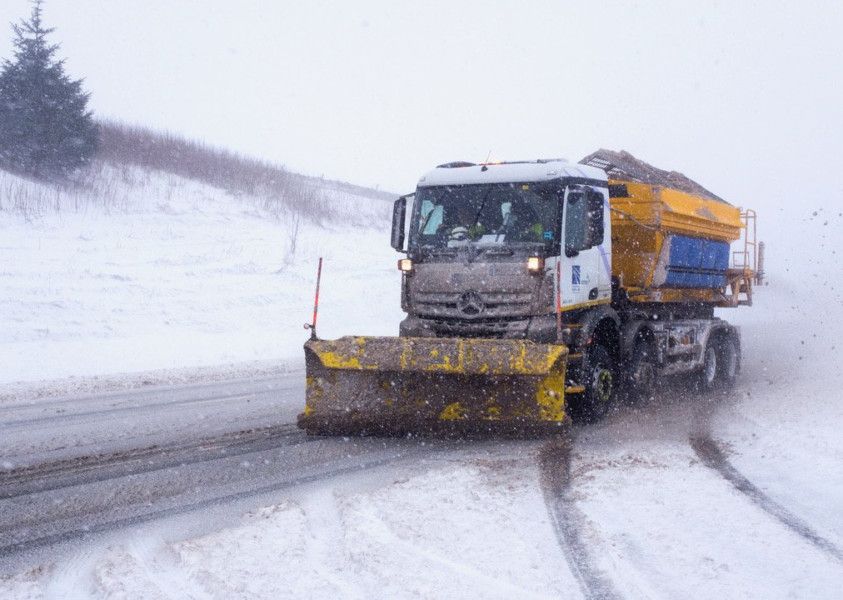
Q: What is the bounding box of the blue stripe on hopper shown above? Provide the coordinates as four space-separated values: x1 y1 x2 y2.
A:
663 235 730 289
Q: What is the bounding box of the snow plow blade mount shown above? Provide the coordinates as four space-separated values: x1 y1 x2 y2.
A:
299 336 570 436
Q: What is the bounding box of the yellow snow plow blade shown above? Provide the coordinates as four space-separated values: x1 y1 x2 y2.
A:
298 336 570 436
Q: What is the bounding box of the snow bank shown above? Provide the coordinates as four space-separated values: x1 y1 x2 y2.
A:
571 438 841 598
0 164 400 385
166 460 570 599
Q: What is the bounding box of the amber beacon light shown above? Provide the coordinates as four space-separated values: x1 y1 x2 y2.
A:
527 256 544 274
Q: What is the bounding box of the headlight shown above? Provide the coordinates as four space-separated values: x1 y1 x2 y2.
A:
527 256 544 274
398 258 414 273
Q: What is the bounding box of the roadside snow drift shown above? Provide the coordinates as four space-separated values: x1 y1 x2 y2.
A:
0 163 399 385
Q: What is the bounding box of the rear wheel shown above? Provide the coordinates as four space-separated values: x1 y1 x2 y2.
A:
716 334 739 389
579 344 617 422
625 339 657 404
696 339 718 392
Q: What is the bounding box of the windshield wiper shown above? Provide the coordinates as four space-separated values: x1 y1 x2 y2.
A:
495 210 512 243
419 208 436 237
421 245 457 257
481 247 514 256
471 187 493 228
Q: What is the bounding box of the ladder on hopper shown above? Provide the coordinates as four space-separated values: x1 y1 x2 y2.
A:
724 210 762 306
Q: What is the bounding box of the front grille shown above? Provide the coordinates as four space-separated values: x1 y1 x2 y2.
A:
420 317 529 339
413 291 533 319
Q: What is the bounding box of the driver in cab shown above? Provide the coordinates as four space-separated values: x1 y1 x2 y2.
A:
439 203 486 241
507 201 544 242
440 199 543 243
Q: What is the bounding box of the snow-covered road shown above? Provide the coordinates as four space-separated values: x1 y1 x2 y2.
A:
0 372 450 571
0 373 304 469
2 356 841 598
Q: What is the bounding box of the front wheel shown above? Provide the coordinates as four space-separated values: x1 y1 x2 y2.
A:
579 344 617 422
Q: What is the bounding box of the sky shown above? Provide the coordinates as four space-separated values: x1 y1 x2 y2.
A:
1 0 841 209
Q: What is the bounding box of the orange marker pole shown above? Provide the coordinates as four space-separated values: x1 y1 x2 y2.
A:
305 257 323 340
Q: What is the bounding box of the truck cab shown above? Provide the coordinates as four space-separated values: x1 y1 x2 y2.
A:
392 159 612 343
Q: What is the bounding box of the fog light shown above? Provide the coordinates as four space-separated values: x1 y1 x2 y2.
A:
398 258 414 273
527 256 544 273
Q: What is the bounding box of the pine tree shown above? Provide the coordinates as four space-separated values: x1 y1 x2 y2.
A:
0 0 98 177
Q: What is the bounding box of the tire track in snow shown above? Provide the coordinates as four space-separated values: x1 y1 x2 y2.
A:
126 534 214 600
0 423 309 500
301 488 367 599
0 444 427 559
690 434 843 563
538 437 623 600
0 374 288 416
0 388 289 431
354 502 552 599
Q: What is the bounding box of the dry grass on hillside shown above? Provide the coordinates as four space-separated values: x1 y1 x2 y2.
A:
0 121 392 225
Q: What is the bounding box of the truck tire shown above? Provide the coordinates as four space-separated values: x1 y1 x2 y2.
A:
716 334 739 389
625 339 657 404
696 339 718 392
579 344 617 422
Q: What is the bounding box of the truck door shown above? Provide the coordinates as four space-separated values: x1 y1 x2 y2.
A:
558 185 612 310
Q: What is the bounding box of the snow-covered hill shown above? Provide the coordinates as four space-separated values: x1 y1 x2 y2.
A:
0 150 403 386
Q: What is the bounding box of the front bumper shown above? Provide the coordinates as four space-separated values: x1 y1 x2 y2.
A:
399 314 560 343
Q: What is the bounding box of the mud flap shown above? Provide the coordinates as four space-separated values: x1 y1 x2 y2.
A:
298 336 570 436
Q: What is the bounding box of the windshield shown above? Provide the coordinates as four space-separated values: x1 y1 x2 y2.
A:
409 181 562 255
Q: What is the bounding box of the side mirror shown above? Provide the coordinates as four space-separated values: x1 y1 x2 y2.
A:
564 190 585 256
391 195 408 252
563 188 605 254
584 190 605 248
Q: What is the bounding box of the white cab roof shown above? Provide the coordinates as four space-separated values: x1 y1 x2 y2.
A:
417 160 607 187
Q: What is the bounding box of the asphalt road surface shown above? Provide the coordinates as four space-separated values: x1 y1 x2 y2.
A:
0 373 444 572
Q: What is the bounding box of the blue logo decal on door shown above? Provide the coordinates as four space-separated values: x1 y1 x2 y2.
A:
572 265 581 285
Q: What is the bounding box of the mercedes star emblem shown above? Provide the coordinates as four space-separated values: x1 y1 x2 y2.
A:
457 291 484 316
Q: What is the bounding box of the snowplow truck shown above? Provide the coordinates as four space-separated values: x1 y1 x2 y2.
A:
299 150 760 435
